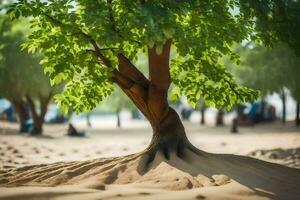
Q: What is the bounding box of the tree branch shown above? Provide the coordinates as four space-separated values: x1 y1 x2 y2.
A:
225 80 240 97
41 10 153 120
90 40 114 68
117 53 150 88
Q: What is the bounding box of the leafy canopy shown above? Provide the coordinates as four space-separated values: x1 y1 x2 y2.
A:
0 14 59 101
229 43 300 100
7 0 298 112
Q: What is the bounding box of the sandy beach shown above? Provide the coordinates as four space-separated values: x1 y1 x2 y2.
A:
0 120 300 200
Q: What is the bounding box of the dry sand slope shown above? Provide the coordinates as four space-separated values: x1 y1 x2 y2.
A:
1 148 300 200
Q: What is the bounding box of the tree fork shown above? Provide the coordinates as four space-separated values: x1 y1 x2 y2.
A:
26 95 42 134
26 95 51 134
92 40 191 163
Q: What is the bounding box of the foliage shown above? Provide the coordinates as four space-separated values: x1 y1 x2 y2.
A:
0 14 60 104
7 0 299 112
238 0 300 55
229 43 300 101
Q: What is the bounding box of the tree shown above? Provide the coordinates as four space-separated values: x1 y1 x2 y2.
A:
0 15 59 134
284 49 300 126
196 99 206 125
229 43 300 125
7 0 298 166
103 87 135 128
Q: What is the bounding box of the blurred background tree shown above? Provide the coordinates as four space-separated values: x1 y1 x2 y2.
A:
102 88 135 128
228 43 300 126
0 15 61 134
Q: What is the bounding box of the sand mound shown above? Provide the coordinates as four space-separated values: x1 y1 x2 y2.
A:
1 148 300 199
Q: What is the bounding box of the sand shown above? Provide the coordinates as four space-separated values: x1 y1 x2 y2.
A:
0 121 300 200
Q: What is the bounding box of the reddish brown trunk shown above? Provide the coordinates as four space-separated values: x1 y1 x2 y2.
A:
91 39 189 161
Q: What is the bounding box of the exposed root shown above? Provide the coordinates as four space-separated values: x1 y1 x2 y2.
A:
0 143 210 189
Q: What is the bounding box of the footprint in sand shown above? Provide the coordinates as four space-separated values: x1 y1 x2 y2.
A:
31 147 40 154
16 154 24 158
1 141 7 145
48 148 54 152
195 194 206 199
6 146 13 150
59 153 65 157
220 142 227 146
12 149 19 154
139 192 151 195
96 151 102 154
72 149 78 153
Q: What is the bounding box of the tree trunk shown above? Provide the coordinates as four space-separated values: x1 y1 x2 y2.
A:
26 95 51 135
296 100 300 127
215 109 224 126
11 100 29 133
91 39 200 163
231 118 238 133
200 107 205 125
26 96 42 134
281 91 286 124
116 110 121 128
86 113 92 127
146 107 188 161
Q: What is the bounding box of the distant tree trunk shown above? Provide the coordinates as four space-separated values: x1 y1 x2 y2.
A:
280 90 286 124
26 94 51 134
215 108 224 126
296 100 300 126
11 99 30 133
116 109 121 128
86 113 92 127
231 118 238 133
200 108 205 125
199 102 206 125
